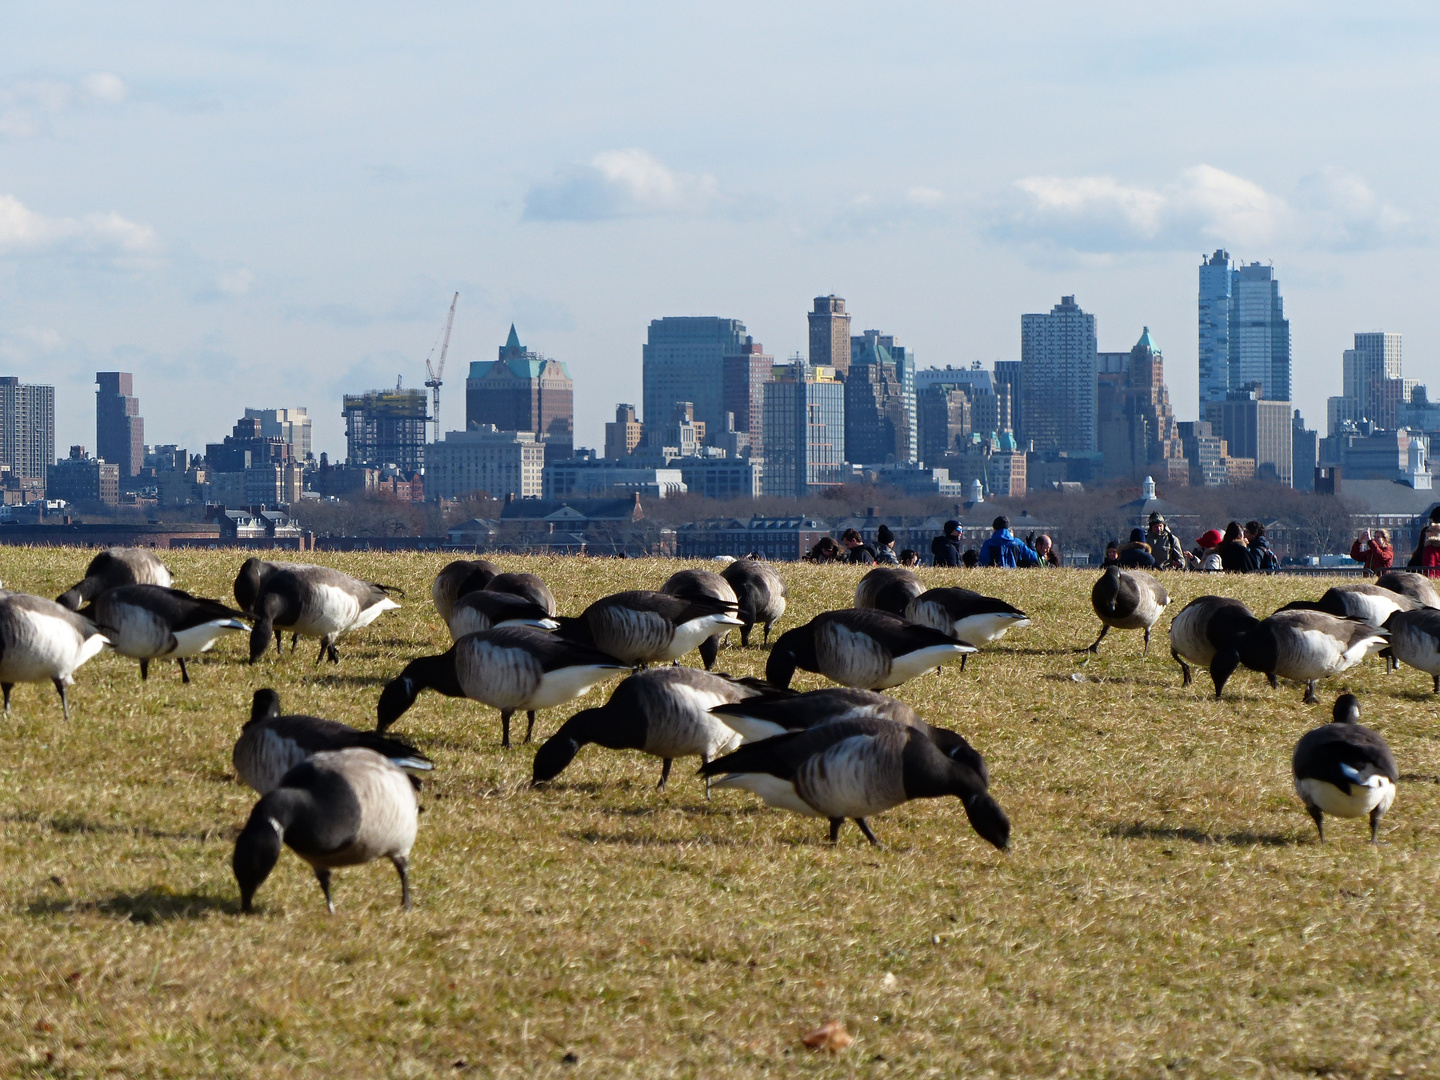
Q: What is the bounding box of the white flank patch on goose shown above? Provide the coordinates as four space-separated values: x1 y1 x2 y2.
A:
291 584 362 637
641 684 741 759
710 773 822 816
952 612 1031 646
530 664 625 710
882 643 972 687
1 611 97 682
350 595 401 631
169 619 248 657
1296 776 1395 818
713 713 790 743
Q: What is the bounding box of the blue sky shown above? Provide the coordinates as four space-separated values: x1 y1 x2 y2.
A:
3 3 1439 458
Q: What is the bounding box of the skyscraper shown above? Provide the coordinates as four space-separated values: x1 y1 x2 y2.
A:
243 407 313 463
1095 328 1186 484
95 372 144 479
1342 331 1407 429
761 360 845 497
0 377 54 492
808 296 852 377
721 336 771 456
1198 249 1233 414
466 325 575 461
1233 262 1291 403
343 387 428 472
1220 388 1294 487
1020 296 1097 455
642 316 748 442
851 330 916 463
843 342 908 465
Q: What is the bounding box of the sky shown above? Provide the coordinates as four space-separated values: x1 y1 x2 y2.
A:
3 3 1440 460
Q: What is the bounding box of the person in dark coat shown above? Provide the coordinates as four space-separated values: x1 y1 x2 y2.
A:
874 524 900 565
931 520 963 567
841 528 876 565
1218 521 1252 573
1117 528 1156 569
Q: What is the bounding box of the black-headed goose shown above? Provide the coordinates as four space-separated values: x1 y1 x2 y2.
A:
487 572 557 616
0 593 109 718
532 667 764 790
699 717 1010 849
1382 608 1440 692
711 687 989 774
57 547 172 610
445 590 559 642
1278 584 1418 627
234 688 433 795
720 558 787 645
1292 694 1397 842
1083 567 1169 654
432 558 500 622
661 569 740 670
559 590 743 668
853 567 924 617
765 609 974 690
1167 595 1259 695
79 584 248 682
1210 610 1387 703
903 588 1032 670
377 626 628 747
232 747 418 913
1377 570 1440 609
241 562 401 664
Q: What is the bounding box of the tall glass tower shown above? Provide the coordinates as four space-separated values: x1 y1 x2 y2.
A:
1198 250 1233 410
1199 251 1291 411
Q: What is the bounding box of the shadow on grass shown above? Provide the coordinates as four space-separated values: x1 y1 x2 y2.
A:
306 674 390 689
29 889 237 923
1400 773 1440 785
566 829 742 848
1 812 233 844
1105 822 1299 847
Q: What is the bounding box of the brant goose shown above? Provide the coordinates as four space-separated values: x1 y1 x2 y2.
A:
765 609 974 690
904 587 1032 670
431 559 500 622
57 548 172 611
239 562 401 664
445 590 559 642
1292 694 1397 842
720 559 787 645
0 592 109 718
1084 567 1169 654
1167 595 1258 694
1211 610 1387 703
559 590 743 668
79 584 248 682
853 568 925 617
661 569 740 670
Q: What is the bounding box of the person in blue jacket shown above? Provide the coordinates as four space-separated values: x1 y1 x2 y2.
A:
979 516 1040 568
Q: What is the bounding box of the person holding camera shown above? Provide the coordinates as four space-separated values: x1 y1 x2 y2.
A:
1350 529 1393 575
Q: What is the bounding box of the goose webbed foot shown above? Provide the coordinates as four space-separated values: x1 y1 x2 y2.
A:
178 658 190 684
1267 673 1279 689
1302 681 1319 705
392 855 412 910
656 757 672 792
855 818 881 847
1077 625 1108 654
315 640 328 666
328 645 340 664
53 680 69 721
315 868 335 914
828 817 843 844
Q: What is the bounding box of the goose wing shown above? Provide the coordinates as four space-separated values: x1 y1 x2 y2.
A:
1293 724 1398 789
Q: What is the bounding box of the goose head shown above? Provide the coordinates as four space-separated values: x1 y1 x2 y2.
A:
233 806 286 913
248 688 282 728
1332 693 1361 725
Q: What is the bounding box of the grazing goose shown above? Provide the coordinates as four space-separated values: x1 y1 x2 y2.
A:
1083 567 1169 654
232 748 418 913
1210 610 1388 703
1382 608 1440 691
559 590 743 668
1292 694 1397 843
903 588 1032 671
854 567 925 617
711 687 989 774
765 609 975 690
432 558 500 622
0 593 109 719
446 590 559 642
1278 584 1418 627
56 547 172 610
487 572 557 616
532 667 765 790
1377 570 1440 609
699 718 1010 849
234 688 433 795
1167 596 1258 693
661 569 740 670
720 558 787 645
240 562 401 664
78 585 248 682
377 626 628 747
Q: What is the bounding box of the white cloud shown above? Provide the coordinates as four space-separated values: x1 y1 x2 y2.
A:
523 149 724 221
0 193 160 261
994 165 1415 254
0 72 127 138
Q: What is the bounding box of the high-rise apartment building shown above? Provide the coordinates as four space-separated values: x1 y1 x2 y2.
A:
244 408 313 463
0 377 54 491
1293 410 1318 492
96 371 144 479
1020 296 1096 455
1339 332 1409 430
343 387 428 473
993 361 1022 441
808 296 852 377
641 316 748 444
851 330 916 463
761 360 845 498
1198 251 1292 417
721 336 771 456
466 325 575 462
1219 388 1294 487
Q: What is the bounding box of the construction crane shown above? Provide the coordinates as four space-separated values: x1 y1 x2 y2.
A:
424 292 458 439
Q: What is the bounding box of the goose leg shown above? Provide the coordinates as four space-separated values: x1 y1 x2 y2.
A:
500 710 513 749
1079 624 1109 654
1267 673 1279 689
1142 627 1152 656
1308 804 1325 842
2 683 11 713
739 624 753 648
315 868 335 914
1303 680 1319 705
178 658 190 684
53 680 69 721
139 659 149 681
1370 806 1385 844
291 633 299 654
524 710 536 743
315 639 328 666
392 855 412 910
855 818 881 847
328 644 340 664
1433 674 1438 694
828 817 844 844
657 757 672 791
700 753 711 800
1173 648 1193 687
276 632 284 657
763 622 772 644
959 653 968 673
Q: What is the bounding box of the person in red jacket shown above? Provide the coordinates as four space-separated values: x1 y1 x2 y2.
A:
1350 529 1393 575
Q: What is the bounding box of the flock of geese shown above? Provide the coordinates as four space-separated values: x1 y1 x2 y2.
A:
0 549 1428 912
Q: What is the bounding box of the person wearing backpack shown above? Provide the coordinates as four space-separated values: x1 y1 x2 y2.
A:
1244 520 1279 572
979 516 1039 568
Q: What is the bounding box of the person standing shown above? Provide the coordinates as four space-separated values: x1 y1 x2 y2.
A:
874 524 900 565
931 520 963 567
1350 529 1393 575
1146 513 1185 570
979 516 1040 568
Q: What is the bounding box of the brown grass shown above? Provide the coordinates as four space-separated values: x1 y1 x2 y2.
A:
1 552 1438 1078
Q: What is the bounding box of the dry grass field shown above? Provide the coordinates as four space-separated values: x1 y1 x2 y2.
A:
2 550 1439 1078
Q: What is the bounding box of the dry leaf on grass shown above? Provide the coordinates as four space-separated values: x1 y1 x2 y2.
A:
802 1019 854 1053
